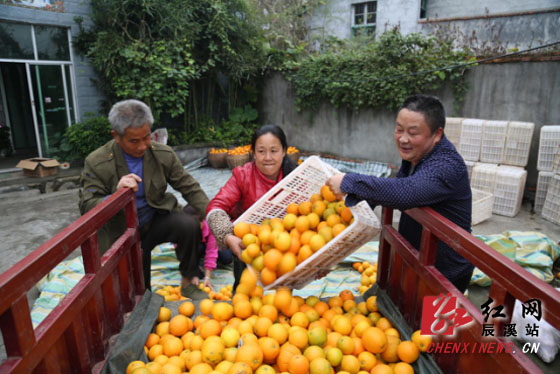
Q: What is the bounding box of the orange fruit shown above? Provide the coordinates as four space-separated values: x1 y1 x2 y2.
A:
212 302 234 322
311 200 327 217
249 223 259 235
289 328 309 350
246 243 261 259
200 319 223 338
283 213 298 230
189 363 212 374
298 201 312 215
258 226 273 245
158 307 172 322
310 193 322 203
375 317 392 331
289 235 301 254
307 212 321 229
397 340 419 363
234 222 251 238
320 185 336 202
274 287 292 311
393 362 414 374
332 223 346 237
309 357 331 374
291 312 310 329
380 335 400 363
274 231 292 252
178 301 195 317
190 335 204 351
228 362 252 374
155 322 170 337
242 233 259 247
254 317 273 337
268 323 289 344
411 330 432 352
263 249 283 271
200 299 214 316
144 362 162 374
339 290 354 302
162 335 183 356
331 315 352 335
277 344 301 372
326 214 341 227
260 267 277 286
340 207 353 223
288 354 310 374
308 234 326 252
202 336 225 365
278 252 297 276
148 344 163 361
160 363 182 374
370 364 393 374
169 314 191 336
127 361 145 374
361 327 387 354
337 336 355 355
328 296 343 308
281 298 300 317
340 354 360 374
318 226 333 242
295 216 311 233
287 203 300 215
258 304 278 322
234 300 253 319
357 351 376 371
304 345 325 361
325 347 343 367
259 336 280 364
145 333 160 349
235 343 263 370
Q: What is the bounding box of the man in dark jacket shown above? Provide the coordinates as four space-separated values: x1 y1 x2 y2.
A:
327 94 473 292
79 99 209 298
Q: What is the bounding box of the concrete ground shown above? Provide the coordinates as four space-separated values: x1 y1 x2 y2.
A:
0 165 559 370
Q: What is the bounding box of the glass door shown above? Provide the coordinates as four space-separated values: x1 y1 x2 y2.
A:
28 64 74 157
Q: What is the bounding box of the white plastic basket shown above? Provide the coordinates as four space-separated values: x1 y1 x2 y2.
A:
470 162 498 193
503 122 534 167
541 174 560 225
492 165 527 217
458 119 484 161
480 120 507 164
445 117 463 147
537 126 560 171
234 156 381 290
535 171 554 214
471 188 493 225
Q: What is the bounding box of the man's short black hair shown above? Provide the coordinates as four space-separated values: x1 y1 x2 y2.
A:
399 94 446 134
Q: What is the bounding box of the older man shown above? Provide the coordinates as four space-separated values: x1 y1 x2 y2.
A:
327 94 473 292
79 99 209 299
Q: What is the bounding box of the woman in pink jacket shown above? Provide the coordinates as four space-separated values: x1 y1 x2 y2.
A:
206 125 297 289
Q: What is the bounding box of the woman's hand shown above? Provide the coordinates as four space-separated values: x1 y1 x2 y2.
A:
225 234 244 260
204 270 213 290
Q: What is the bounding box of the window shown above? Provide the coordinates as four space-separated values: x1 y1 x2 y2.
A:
352 1 376 37
0 21 70 61
420 0 428 19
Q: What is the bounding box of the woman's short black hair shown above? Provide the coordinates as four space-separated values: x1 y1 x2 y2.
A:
251 124 288 152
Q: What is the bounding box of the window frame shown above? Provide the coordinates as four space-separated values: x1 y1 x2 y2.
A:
351 1 377 37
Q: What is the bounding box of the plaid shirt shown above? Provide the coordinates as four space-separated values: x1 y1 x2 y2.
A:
341 135 473 282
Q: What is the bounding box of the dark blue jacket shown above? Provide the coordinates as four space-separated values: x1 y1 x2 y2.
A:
341 135 473 282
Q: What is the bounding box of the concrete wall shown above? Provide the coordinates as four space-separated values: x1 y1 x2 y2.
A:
0 1 104 120
260 61 560 189
309 1 560 51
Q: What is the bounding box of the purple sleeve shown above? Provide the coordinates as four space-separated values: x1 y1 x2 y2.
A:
202 221 218 271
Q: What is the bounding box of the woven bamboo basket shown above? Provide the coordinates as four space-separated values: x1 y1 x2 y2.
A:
208 152 227 168
226 153 251 169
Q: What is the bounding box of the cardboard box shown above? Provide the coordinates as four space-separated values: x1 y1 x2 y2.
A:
16 158 60 177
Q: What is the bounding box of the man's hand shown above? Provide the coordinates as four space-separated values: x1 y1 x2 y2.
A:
117 173 142 192
326 173 346 199
225 234 244 260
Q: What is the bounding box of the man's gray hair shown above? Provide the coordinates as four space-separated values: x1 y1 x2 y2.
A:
108 99 154 136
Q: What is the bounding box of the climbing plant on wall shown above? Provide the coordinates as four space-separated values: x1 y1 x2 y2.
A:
289 29 475 113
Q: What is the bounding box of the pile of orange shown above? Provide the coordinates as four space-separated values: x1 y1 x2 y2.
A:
352 262 378 295
287 146 299 154
228 145 251 155
200 284 233 301
155 286 188 302
210 148 228 154
233 184 354 286
128 269 431 374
